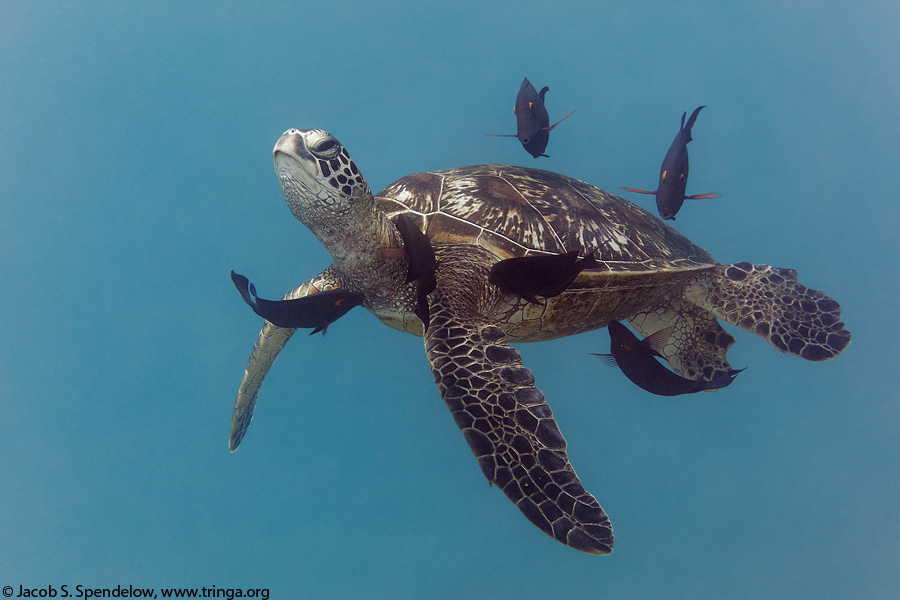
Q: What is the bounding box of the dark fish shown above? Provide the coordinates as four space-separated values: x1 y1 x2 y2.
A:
489 251 598 304
621 105 721 220
393 214 437 330
593 321 742 396
231 271 364 335
486 77 575 158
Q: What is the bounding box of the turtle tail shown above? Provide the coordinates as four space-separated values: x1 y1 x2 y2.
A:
683 263 851 361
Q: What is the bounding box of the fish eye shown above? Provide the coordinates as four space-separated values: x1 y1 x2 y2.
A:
522 137 530 144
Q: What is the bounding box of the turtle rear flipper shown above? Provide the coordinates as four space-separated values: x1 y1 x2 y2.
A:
425 249 613 554
628 300 737 382
684 263 851 361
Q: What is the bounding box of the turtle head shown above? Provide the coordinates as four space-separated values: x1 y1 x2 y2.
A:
272 129 399 279
273 129 372 227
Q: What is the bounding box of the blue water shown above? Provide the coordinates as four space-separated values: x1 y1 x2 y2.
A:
2 2 897 598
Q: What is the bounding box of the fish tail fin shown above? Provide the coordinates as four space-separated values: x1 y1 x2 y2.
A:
685 192 722 200
619 186 658 196
231 271 258 309
546 110 575 132
682 105 706 142
685 263 851 361
696 367 745 392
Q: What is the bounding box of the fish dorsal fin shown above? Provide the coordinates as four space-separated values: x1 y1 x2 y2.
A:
682 105 706 143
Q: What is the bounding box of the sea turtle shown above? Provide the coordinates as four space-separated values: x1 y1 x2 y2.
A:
229 128 851 555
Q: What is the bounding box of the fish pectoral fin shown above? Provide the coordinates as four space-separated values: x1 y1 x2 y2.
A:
424 261 613 555
546 110 576 132
619 186 658 196
642 327 674 354
591 353 619 367
685 192 723 200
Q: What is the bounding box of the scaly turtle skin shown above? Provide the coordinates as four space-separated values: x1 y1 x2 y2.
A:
229 129 851 555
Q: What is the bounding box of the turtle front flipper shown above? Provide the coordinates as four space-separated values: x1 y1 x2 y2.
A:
424 248 614 554
229 269 341 451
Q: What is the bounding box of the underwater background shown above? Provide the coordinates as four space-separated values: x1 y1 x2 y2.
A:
2 1 898 598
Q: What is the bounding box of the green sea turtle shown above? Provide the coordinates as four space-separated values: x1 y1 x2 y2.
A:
229 128 851 555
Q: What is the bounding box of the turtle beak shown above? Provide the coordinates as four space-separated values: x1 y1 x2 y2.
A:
273 129 321 193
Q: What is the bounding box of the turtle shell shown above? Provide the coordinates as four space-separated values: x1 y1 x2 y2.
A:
375 164 714 273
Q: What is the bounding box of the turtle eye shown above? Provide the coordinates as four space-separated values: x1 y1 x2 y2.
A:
311 137 341 159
